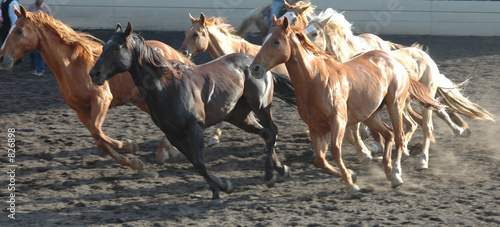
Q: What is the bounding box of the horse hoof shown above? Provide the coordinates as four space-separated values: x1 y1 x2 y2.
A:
207 137 220 147
281 165 291 179
346 185 360 198
210 199 224 205
460 128 471 138
367 142 383 153
402 149 411 162
350 170 357 183
391 173 404 188
131 158 145 170
225 179 234 194
155 150 169 163
416 160 429 171
265 175 277 188
123 139 139 153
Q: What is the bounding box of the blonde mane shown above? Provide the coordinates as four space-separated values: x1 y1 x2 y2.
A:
26 10 103 61
289 26 332 60
192 16 244 40
309 9 367 62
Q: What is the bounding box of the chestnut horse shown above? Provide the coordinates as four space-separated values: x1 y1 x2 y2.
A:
89 22 296 200
251 17 443 197
0 6 188 169
305 8 494 169
179 13 291 147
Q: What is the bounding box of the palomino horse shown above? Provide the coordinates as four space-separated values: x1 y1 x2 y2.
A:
179 13 292 146
89 22 296 200
251 17 443 196
0 6 189 169
304 8 494 169
236 0 300 38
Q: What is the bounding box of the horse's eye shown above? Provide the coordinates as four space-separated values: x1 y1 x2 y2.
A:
312 32 318 37
16 29 24 35
273 40 280 46
113 46 120 52
193 33 199 38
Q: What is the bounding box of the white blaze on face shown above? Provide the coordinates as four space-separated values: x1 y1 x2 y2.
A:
282 12 297 24
1 25 16 51
263 33 273 45
304 24 317 36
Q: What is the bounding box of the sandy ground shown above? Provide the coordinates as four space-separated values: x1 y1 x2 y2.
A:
1 30 499 226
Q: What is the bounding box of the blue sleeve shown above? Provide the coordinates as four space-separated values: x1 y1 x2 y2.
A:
9 1 21 26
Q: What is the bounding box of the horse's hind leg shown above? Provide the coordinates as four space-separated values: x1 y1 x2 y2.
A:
344 123 373 166
207 122 223 147
156 135 183 163
435 109 471 137
402 103 419 160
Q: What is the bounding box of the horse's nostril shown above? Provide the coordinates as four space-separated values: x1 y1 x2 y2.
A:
252 65 261 72
0 55 4 64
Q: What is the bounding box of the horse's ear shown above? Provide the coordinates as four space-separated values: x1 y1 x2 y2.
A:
200 13 206 25
125 21 133 37
282 16 289 30
116 23 123 33
15 5 28 19
271 15 279 27
284 0 291 10
189 13 196 23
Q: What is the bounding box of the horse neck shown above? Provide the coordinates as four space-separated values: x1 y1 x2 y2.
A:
206 27 259 58
325 27 360 62
128 41 168 91
36 26 96 92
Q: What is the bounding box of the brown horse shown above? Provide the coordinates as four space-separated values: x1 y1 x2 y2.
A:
89 22 296 200
251 16 443 197
0 6 190 169
179 13 290 146
179 13 296 146
305 8 495 169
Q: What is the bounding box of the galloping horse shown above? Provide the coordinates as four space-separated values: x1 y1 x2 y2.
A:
0 6 189 169
305 8 494 169
236 0 301 38
251 17 443 196
179 13 291 146
89 22 295 200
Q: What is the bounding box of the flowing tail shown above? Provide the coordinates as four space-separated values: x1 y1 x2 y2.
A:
435 74 494 121
409 77 445 110
271 72 297 108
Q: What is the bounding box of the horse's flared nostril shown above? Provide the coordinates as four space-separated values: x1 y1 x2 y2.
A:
251 64 261 73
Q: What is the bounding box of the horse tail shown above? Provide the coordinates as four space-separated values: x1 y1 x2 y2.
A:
435 74 495 121
408 77 445 111
271 72 297 108
236 8 260 38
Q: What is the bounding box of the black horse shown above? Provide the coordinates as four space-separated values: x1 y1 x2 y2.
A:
89 22 296 201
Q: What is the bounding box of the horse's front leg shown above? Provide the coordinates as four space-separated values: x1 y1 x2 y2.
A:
309 128 342 178
184 123 233 201
330 113 359 198
156 135 183 163
76 100 143 170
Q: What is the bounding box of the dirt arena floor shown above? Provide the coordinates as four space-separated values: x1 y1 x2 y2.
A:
1 30 499 226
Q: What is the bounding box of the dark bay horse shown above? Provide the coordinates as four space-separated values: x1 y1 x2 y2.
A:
251 17 444 197
89 22 295 200
0 6 189 169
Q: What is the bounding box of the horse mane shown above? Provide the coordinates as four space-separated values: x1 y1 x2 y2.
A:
26 10 103 61
290 26 332 59
128 33 184 79
193 16 244 40
310 8 365 62
289 0 317 19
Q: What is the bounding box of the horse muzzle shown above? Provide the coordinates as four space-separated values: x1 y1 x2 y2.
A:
89 68 106 86
250 63 267 79
0 55 14 69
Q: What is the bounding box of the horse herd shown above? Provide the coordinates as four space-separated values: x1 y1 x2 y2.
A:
0 2 494 202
